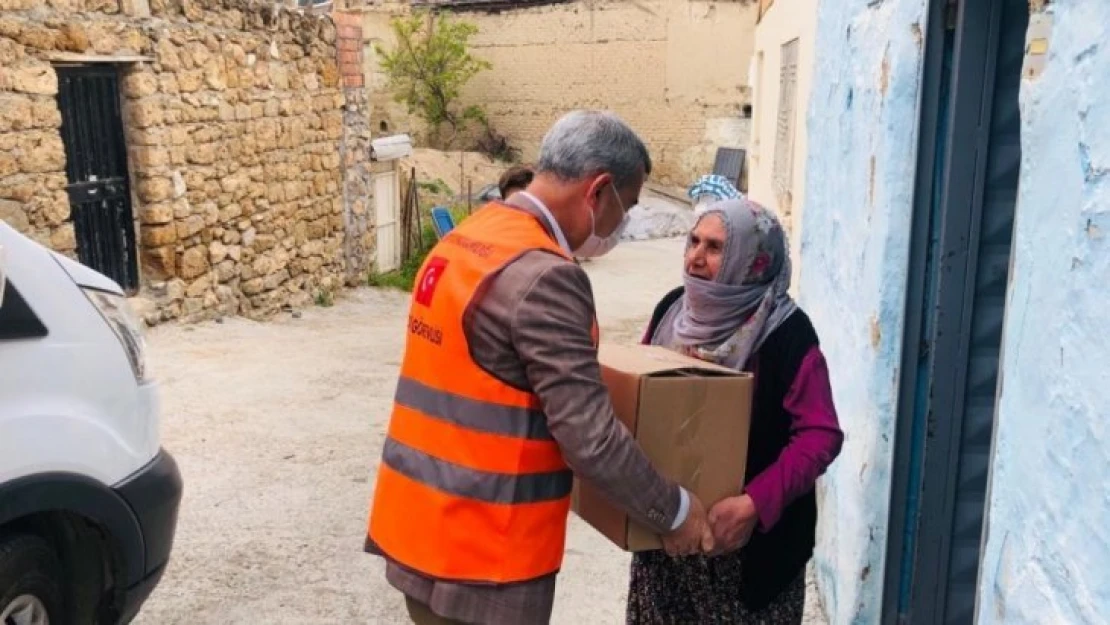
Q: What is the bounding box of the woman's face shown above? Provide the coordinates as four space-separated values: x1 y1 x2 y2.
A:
684 213 727 281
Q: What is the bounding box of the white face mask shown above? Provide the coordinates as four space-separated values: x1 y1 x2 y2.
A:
573 183 630 258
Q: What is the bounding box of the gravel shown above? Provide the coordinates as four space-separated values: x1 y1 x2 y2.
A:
134 238 824 624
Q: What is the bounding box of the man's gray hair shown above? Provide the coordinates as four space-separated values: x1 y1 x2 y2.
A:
535 110 652 189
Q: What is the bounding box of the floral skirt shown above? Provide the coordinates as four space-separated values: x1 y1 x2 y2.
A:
626 550 805 625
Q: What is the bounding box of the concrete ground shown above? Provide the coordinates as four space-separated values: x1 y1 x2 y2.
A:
134 237 825 624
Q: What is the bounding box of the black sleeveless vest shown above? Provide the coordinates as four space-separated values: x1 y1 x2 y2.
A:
647 287 819 610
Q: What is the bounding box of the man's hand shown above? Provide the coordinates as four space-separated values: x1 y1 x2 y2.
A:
661 492 715 557
707 494 759 555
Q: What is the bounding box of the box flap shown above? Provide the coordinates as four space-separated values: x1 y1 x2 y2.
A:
598 343 742 377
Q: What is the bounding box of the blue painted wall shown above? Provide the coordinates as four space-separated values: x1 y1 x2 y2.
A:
798 0 927 622
977 3 1110 622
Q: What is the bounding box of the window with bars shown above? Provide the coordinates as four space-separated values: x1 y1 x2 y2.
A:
772 38 800 204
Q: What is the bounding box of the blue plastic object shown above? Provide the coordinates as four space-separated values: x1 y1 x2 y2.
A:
430 206 456 239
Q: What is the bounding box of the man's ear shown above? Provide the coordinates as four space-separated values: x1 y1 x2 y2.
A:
586 172 613 208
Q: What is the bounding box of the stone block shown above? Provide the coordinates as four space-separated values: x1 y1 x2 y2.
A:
202 202 219 226
176 214 204 239
0 153 17 178
209 240 227 263
18 136 66 173
262 269 289 291
123 72 159 99
159 73 179 94
215 259 237 283
186 143 216 165
140 202 174 225
141 245 175 280
120 0 152 17
0 96 33 131
50 224 76 251
241 277 264 295
172 198 193 219
128 101 163 128
88 28 121 56
179 245 208 279
251 252 279 276
141 224 177 247
253 234 277 251
219 203 242 222
0 199 30 232
31 98 61 129
165 278 186 301
0 38 22 67
204 58 227 90
132 146 170 169
182 297 204 315
185 273 210 298
138 177 173 203
13 24 58 50
39 193 70 225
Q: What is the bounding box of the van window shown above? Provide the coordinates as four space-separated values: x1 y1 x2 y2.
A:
0 279 48 340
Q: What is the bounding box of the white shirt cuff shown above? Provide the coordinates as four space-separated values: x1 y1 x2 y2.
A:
670 487 690 531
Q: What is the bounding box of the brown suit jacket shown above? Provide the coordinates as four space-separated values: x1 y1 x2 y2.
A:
377 203 681 624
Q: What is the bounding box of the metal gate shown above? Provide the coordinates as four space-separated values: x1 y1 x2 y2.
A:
882 0 1028 622
56 65 139 292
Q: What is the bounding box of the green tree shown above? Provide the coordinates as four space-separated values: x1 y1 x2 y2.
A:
376 12 491 146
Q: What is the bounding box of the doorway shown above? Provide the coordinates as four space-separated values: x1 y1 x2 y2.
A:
882 0 1028 622
56 64 139 292
373 169 401 273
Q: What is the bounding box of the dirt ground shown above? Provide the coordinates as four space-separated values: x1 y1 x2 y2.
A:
134 237 825 625
400 148 506 198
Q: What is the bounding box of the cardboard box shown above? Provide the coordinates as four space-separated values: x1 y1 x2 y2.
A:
572 343 753 551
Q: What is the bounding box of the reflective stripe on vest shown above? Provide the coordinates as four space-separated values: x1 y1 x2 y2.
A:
368 203 584 584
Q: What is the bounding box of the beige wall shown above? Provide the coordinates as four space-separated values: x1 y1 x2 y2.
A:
746 0 816 287
364 0 759 187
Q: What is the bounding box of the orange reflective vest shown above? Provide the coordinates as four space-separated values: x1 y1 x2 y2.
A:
368 203 594 584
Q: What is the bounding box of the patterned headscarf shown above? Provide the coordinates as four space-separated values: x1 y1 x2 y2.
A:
687 175 742 214
652 198 796 370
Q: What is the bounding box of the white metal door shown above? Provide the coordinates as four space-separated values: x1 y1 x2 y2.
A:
373 170 400 273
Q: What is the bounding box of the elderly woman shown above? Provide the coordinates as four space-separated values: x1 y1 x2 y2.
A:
626 199 844 624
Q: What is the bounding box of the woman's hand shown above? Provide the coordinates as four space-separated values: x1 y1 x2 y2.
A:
707 494 759 555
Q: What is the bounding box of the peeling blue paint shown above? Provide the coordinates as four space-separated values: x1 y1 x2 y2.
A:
801 0 1109 621
977 3 1110 623
799 0 927 622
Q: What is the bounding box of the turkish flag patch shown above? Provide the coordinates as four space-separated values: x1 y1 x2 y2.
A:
414 256 449 307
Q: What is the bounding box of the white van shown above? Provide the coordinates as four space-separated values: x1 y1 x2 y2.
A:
0 221 182 624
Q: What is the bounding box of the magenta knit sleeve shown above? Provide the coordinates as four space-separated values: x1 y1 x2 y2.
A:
743 346 844 531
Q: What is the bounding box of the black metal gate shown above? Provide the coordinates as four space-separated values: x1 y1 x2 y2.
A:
56 65 139 292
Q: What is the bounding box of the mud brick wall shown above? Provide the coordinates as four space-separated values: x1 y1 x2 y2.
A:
363 0 759 187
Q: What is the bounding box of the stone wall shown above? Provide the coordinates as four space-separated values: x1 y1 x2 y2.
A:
0 0 373 323
362 0 759 187
334 9 374 286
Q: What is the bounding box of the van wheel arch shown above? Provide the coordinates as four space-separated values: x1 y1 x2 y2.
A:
1 512 123 624
0 473 145 623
